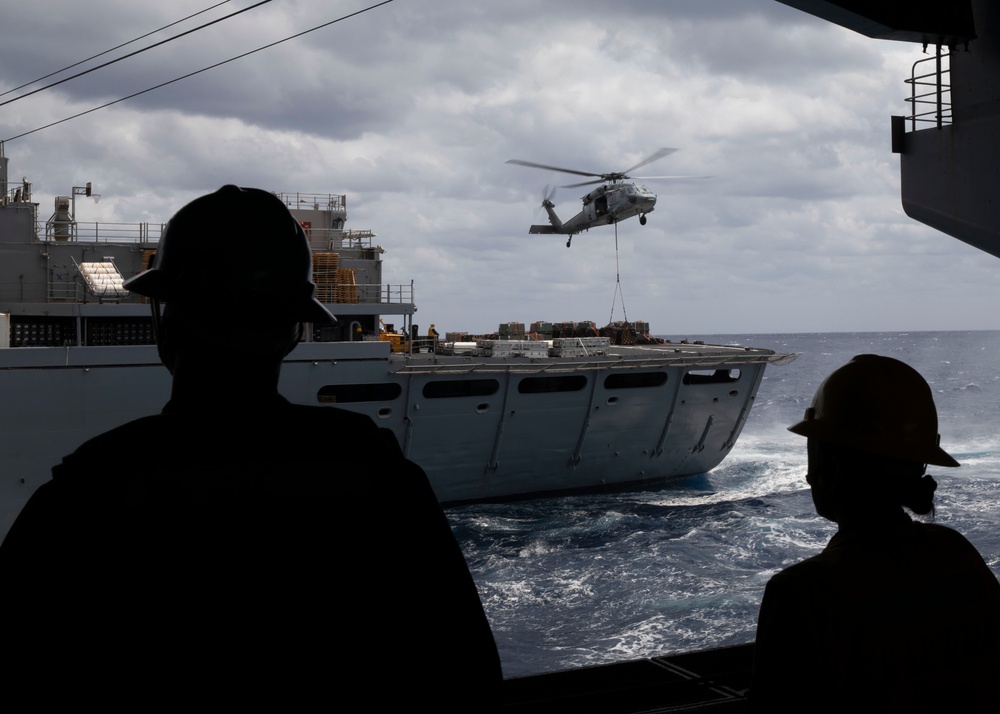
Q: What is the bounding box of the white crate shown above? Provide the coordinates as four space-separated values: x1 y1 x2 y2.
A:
550 337 610 357
476 339 549 358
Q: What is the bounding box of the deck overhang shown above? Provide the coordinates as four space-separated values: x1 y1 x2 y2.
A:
776 1 976 46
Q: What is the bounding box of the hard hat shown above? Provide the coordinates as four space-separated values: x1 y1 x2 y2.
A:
788 354 958 467
123 185 335 324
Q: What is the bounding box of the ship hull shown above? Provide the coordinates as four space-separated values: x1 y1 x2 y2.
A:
0 339 778 538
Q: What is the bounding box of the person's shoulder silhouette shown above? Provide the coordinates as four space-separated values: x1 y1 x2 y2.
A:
752 355 1000 712
0 186 501 709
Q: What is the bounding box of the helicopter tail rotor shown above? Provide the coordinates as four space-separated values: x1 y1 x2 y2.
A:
530 185 564 235
534 185 556 222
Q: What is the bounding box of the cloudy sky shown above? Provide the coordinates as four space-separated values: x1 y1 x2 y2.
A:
2 0 997 335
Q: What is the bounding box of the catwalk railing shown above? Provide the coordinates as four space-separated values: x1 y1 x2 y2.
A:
904 49 952 131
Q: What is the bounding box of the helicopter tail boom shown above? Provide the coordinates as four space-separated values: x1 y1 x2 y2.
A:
541 198 564 231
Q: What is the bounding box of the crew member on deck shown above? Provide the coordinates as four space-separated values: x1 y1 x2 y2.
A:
751 355 1000 712
0 186 502 709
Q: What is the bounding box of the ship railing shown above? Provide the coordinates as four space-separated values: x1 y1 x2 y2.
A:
36 219 374 251
393 351 796 375
305 228 377 251
0 279 150 304
904 49 952 131
40 220 164 244
277 192 346 214
1 279 412 306
316 283 414 305
375 283 413 304
46 281 142 304
2 180 33 206
410 337 439 355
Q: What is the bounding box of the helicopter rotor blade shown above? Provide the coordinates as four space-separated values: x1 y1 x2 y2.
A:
560 179 606 189
630 174 713 180
621 148 678 176
506 159 600 179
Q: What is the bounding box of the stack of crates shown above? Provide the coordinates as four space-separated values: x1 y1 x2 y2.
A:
529 321 553 339
550 336 610 357
312 252 339 303
335 267 358 303
601 322 636 346
552 321 598 338
600 321 655 346
476 339 549 358
498 322 525 340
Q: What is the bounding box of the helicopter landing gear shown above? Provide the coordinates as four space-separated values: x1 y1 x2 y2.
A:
639 215 647 226
606 214 615 224
566 236 572 248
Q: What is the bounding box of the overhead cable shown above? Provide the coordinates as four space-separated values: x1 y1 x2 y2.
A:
0 0 273 110
0 1 234 100
4 0 394 143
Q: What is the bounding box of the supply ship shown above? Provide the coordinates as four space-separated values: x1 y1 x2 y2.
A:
0 144 792 540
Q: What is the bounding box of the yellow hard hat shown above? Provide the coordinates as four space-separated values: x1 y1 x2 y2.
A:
788 354 958 467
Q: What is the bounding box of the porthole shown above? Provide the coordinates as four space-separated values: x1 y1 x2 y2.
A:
318 383 402 404
683 369 741 385
518 375 587 394
604 372 667 389
422 379 500 399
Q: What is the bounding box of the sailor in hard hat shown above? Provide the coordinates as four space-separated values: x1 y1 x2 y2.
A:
0 186 501 708
751 355 1000 712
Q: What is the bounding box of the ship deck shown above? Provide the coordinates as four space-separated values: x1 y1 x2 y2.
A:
393 341 795 375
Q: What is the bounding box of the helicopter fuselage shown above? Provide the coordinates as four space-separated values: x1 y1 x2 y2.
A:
529 182 657 237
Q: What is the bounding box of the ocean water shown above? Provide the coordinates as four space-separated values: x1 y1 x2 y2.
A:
447 331 1000 678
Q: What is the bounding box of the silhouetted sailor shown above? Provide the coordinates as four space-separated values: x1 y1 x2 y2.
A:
751 355 1000 713
0 186 501 709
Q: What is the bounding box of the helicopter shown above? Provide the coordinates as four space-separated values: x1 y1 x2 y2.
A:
507 148 703 247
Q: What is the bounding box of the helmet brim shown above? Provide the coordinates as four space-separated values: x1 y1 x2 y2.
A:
122 268 167 300
124 268 337 326
303 296 338 325
788 418 960 467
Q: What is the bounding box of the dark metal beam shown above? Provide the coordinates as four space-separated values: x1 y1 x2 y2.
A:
776 1 976 46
